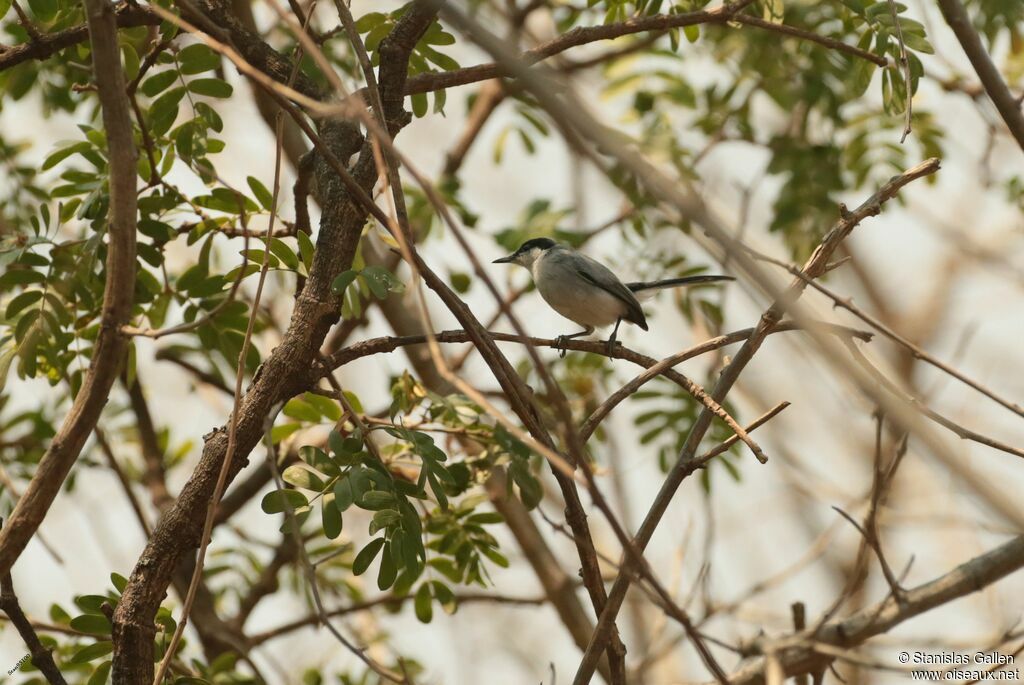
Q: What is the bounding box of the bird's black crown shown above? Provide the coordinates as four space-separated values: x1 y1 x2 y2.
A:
514 237 557 254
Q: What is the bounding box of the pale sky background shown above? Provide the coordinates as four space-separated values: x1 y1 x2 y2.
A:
2 1 1024 683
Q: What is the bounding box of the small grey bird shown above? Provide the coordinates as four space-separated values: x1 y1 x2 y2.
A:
493 238 733 355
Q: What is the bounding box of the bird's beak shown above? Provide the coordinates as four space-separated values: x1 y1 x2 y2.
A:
492 255 514 264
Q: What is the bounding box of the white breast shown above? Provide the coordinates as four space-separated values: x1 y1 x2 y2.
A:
533 251 625 328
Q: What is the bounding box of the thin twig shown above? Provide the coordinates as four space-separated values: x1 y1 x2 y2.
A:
885 0 913 142
0 547 67 685
936 0 1024 153
733 14 887 67
841 339 1024 460
749 248 1024 419
93 427 152 537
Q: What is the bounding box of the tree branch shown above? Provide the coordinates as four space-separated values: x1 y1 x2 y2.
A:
936 0 1024 153
401 0 883 97
110 3 437 682
0 3 158 71
0 562 67 684
718 535 1024 685
573 159 940 684
0 0 137 580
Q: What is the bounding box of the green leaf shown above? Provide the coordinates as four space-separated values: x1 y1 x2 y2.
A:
449 271 470 293
188 78 233 98
839 0 868 13
431 580 456 614
50 604 72 624
322 493 343 539
281 464 325 491
0 268 45 290
6 290 42 318
411 91 428 118
466 512 504 525
0 344 16 395
87 660 112 685
150 86 186 136
301 445 340 477
328 430 348 458
371 509 401 533
426 470 448 511
361 265 403 299
352 537 385 575
110 573 128 594
296 230 314 268
414 582 433 623
178 43 221 75
510 460 542 509
305 392 341 421
27 0 56 22
361 490 396 510
247 176 274 210
74 595 108 615
334 477 354 512
270 422 301 444
377 547 397 589
141 70 178 97
420 46 458 71
268 238 299 270
479 545 510 568
70 641 114 664
331 270 359 296
70 614 112 635
42 141 93 171
283 397 320 423
260 489 308 514
429 558 462 583
901 31 934 54
355 11 387 32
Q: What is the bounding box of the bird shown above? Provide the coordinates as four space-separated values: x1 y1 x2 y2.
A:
493 237 734 356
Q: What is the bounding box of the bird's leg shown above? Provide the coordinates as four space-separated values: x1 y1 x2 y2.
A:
555 326 594 358
604 318 623 356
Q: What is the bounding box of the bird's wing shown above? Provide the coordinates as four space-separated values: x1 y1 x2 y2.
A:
574 254 648 329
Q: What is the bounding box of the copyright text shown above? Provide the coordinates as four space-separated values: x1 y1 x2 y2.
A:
899 651 1019 681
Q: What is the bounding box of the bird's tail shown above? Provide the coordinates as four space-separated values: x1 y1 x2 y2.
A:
626 274 734 297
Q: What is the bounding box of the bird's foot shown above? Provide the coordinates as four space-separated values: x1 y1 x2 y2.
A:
555 335 570 358
604 338 621 356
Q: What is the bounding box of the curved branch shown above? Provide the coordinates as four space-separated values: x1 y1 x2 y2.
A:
717 535 1024 685
578 322 869 442
937 0 1024 153
0 564 67 684
0 3 158 71
0 0 137 579
400 0 887 97
326 323 870 448
751 249 1024 419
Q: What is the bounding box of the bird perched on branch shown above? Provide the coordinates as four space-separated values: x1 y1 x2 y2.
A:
493 237 734 356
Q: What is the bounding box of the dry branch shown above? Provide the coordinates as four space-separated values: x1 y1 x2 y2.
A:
936 0 1024 153
718 535 1024 685
0 3 158 70
0 562 67 684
